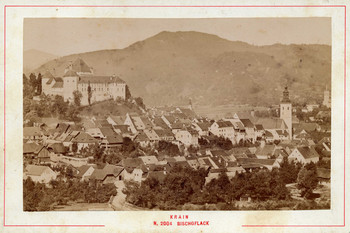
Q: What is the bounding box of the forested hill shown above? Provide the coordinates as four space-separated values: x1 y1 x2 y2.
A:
31 31 331 107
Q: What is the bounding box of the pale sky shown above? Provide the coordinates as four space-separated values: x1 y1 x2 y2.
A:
24 18 331 57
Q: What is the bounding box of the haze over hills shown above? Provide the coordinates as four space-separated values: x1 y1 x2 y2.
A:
23 49 58 74
29 31 331 107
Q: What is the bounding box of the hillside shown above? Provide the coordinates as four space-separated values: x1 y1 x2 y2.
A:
23 49 58 74
32 31 331 107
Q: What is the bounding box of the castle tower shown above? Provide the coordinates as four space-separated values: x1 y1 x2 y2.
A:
280 86 292 139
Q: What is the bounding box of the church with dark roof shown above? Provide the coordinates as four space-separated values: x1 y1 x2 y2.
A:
41 58 126 105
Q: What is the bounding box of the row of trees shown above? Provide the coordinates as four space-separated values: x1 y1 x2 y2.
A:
23 73 42 98
123 158 322 210
23 177 117 211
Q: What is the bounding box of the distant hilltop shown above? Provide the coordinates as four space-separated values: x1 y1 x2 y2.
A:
28 31 331 107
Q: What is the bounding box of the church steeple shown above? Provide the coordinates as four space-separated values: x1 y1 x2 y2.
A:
282 86 290 103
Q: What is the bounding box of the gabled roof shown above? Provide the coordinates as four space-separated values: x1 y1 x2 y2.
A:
113 125 131 134
79 75 125 84
109 115 126 125
23 127 42 137
43 70 55 80
104 135 123 144
236 158 277 166
256 145 276 156
154 129 174 138
240 119 255 128
25 165 52 176
52 81 63 88
71 132 98 143
23 143 42 154
297 146 320 159
77 165 93 178
99 127 117 137
47 143 66 154
178 108 197 118
63 70 78 77
70 58 92 73
153 117 170 129
255 124 264 130
216 121 234 128
195 122 211 131
255 118 287 130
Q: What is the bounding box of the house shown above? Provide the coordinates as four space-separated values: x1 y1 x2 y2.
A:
192 122 211 137
236 158 280 171
23 143 50 164
107 115 126 126
153 117 171 130
85 128 104 140
47 143 67 155
255 145 276 159
255 124 265 140
24 165 57 184
276 130 289 141
288 147 320 164
175 129 199 147
255 118 289 138
76 165 95 181
23 143 42 159
315 111 331 122
23 127 43 141
69 131 98 151
209 121 235 143
113 124 132 135
154 129 174 141
90 164 124 184
224 118 246 144
240 119 256 143
119 158 148 183
101 134 123 148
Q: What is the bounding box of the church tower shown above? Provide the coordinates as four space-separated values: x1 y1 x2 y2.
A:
323 85 331 108
280 86 292 139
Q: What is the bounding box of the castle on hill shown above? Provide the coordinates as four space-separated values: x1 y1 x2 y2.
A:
41 58 126 106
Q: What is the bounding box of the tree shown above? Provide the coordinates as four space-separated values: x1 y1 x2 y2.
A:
52 95 68 117
87 81 92 105
72 143 78 153
297 163 318 198
29 73 37 93
73 90 83 107
23 73 34 99
36 73 42 95
135 97 145 109
125 85 132 100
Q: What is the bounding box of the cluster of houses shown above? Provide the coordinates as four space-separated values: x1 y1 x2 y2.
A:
23 101 331 187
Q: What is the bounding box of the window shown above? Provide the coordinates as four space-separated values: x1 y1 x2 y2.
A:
287 107 289 110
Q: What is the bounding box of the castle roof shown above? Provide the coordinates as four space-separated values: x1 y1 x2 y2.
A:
71 58 92 73
63 70 78 77
78 75 125 84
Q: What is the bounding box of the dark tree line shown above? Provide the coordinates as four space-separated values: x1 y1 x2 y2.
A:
23 177 117 211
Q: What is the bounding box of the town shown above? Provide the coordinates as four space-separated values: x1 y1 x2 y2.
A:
23 58 331 211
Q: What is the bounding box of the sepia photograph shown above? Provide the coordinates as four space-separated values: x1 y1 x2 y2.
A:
22 17 332 212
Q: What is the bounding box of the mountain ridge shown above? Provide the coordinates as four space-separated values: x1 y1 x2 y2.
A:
29 31 331 107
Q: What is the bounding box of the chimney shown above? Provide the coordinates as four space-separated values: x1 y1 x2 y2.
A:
90 66 94 74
